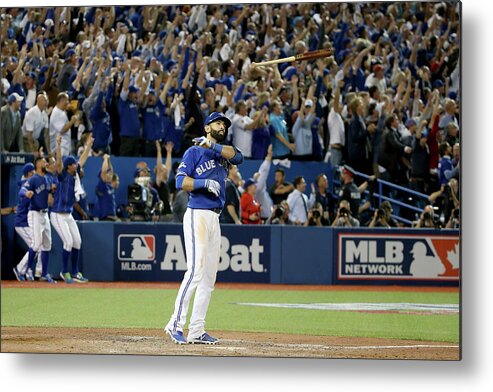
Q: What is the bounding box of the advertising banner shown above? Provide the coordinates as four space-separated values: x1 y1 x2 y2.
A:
336 230 460 283
114 223 271 282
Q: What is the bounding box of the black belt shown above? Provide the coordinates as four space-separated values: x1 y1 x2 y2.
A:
208 208 222 214
32 209 48 213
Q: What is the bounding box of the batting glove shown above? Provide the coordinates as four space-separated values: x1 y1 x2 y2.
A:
192 136 212 148
205 179 221 197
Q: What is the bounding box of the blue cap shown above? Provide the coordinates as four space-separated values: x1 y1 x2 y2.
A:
244 178 257 190
433 80 445 88
22 162 35 176
63 156 77 167
27 71 36 80
204 112 231 129
39 65 50 73
43 39 53 47
293 16 303 26
129 85 140 94
405 118 417 128
148 88 157 96
65 49 76 59
8 92 24 104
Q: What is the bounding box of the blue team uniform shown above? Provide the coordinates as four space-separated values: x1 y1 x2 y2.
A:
96 175 116 219
19 174 50 211
52 166 79 213
176 146 243 210
15 179 30 227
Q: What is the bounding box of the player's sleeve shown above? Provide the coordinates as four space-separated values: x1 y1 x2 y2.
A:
19 178 32 197
228 146 244 165
175 148 197 189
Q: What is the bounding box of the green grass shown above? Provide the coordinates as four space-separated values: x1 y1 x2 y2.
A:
1 288 459 343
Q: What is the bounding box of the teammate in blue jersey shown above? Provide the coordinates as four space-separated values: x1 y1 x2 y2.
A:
19 156 55 283
50 135 93 283
165 112 243 345
96 154 119 221
13 163 42 281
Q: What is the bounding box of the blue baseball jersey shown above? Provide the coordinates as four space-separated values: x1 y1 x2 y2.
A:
176 146 232 210
142 101 165 141
118 96 141 137
52 165 80 213
15 179 30 227
19 173 51 211
45 171 59 190
96 177 116 218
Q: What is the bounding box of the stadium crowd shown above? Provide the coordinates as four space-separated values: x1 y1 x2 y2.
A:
1 2 460 228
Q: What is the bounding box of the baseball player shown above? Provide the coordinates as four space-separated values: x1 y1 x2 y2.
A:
50 135 93 283
13 162 42 281
164 112 244 345
19 156 55 283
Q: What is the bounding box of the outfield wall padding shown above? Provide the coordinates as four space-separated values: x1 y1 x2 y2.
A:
3 221 459 286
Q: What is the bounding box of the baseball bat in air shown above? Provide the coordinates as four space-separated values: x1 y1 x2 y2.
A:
252 48 333 67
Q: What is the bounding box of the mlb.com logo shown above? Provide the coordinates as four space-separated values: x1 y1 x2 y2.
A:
118 234 155 261
338 233 459 281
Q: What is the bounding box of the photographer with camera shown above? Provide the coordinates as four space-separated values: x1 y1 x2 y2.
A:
266 200 292 225
428 178 459 224
127 166 162 221
446 208 460 229
331 200 360 228
304 202 328 227
414 205 441 228
368 201 397 228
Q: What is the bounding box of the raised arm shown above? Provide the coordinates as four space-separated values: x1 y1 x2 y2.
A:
56 135 63 174
79 134 95 168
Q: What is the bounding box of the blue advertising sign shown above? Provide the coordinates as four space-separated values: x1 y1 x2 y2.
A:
336 230 460 282
114 223 271 282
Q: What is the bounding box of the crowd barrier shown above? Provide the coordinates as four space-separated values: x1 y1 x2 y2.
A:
2 219 459 286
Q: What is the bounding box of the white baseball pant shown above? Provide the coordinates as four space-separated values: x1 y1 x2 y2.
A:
15 226 42 275
27 210 52 252
50 212 81 251
166 208 221 339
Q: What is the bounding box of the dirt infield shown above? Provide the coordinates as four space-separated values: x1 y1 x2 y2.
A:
1 280 460 360
1 327 459 360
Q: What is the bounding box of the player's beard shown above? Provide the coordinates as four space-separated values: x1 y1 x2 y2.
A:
210 129 226 143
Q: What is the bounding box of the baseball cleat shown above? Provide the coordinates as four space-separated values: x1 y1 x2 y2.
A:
13 267 25 282
60 272 74 284
25 269 35 281
40 274 57 284
72 272 89 283
188 333 219 345
165 327 187 345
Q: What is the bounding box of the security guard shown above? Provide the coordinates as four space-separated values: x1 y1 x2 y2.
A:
338 165 361 220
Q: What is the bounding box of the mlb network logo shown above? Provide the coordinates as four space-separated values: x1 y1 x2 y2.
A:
338 233 459 281
118 235 155 261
